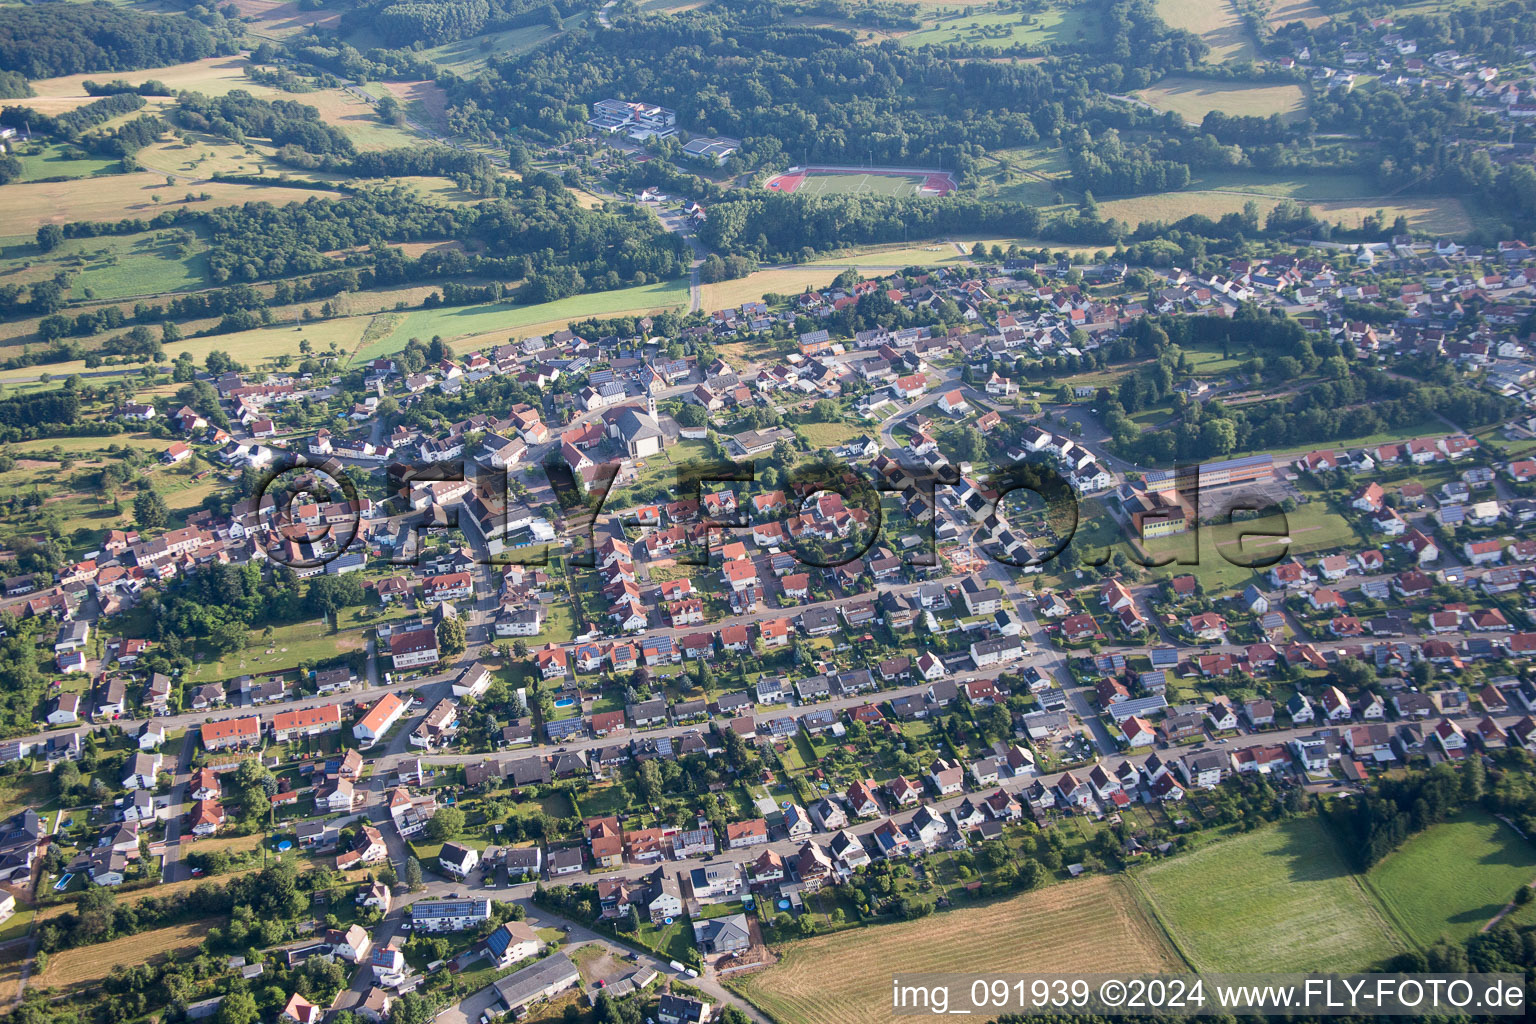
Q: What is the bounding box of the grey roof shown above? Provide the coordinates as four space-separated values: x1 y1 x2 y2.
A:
492 952 580 1010
614 408 663 443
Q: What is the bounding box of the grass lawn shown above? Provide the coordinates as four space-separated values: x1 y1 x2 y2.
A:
0 772 51 820
795 420 867 448
191 618 366 683
1135 816 1406 972
1132 500 1361 594
633 917 695 962
12 142 121 183
61 235 210 302
1184 170 1382 199
1362 810 1536 947
0 907 33 945
420 17 588 73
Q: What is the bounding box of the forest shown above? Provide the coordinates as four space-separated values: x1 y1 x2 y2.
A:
0 4 221 79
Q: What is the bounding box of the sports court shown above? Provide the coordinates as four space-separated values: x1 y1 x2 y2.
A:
765 165 956 197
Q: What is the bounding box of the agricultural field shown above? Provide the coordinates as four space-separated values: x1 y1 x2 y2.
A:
1182 171 1382 199
734 875 1180 1024
23 57 284 113
1263 0 1330 28
1136 77 1308 123
232 0 345 38
0 173 343 234
365 278 691 357
699 267 843 310
1154 0 1258 62
37 920 213 989
1135 817 1406 973
802 241 973 267
898 3 1100 49
1095 188 1472 236
1363 810 1536 946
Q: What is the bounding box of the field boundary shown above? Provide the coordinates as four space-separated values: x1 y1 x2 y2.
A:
1124 872 1198 971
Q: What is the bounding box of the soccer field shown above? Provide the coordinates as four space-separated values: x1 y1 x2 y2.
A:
795 171 930 197
765 167 957 197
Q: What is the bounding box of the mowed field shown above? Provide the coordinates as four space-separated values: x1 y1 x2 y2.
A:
231 0 345 38
1096 188 1472 235
1264 0 1329 28
366 278 690 356
38 921 212 989
1363 810 1536 946
699 267 844 310
0 174 343 233
1155 0 1258 62
1137 77 1307 123
21 56 283 114
1135 817 1406 973
735 876 1181 1024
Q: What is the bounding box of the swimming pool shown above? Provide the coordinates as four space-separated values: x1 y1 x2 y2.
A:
54 873 73 891
553 698 576 708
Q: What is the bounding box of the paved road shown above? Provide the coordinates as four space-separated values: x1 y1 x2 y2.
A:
160 728 200 882
651 204 708 313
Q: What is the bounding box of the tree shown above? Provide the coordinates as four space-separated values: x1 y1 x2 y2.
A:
134 489 169 529
36 224 63 253
389 993 432 1024
425 806 464 841
436 615 467 658
215 991 260 1024
404 856 423 889
306 573 365 617
636 759 663 807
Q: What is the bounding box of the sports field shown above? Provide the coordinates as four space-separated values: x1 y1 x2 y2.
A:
765 166 956 197
735 875 1180 1024
1136 817 1406 973
1363 810 1536 946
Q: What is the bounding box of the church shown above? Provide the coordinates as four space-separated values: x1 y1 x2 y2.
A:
602 385 666 458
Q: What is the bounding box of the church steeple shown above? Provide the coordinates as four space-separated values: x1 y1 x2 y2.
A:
646 374 657 420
